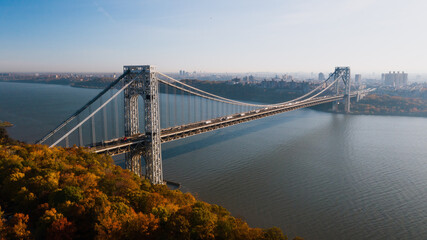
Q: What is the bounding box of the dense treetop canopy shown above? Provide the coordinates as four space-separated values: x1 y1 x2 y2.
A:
0 128 292 240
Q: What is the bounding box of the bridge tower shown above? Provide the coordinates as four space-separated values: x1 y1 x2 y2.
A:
123 65 163 184
332 67 351 113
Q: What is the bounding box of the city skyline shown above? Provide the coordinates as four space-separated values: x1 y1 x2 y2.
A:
1 0 427 74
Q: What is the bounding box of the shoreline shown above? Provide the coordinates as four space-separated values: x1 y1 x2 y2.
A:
2 80 426 119
0 121 13 128
322 109 427 118
0 79 106 90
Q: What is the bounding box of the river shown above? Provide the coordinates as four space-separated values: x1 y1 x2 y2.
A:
1 81 426 239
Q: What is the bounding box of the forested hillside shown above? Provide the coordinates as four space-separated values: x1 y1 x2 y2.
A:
351 94 427 116
0 128 293 240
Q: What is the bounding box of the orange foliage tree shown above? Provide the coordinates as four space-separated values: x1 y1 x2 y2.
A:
0 130 290 240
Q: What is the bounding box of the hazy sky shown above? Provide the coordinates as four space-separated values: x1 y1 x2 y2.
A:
1 0 427 74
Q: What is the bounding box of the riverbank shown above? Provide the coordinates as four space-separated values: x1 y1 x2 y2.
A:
0 79 107 90
0 121 13 127
3 79 427 118
349 94 427 117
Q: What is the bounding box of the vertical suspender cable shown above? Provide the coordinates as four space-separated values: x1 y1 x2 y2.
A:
102 96 108 140
206 98 209 119
114 96 119 138
206 98 209 120
90 105 96 145
201 96 204 121
193 95 196 123
174 85 177 126
221 102 224 118
215 99 218 118
165 83 169 128
179 90 185 125
160 84 164 128
78 115 83 146
212 100 215 118
110 90 115 139
187 90 190 124
65 124 69 148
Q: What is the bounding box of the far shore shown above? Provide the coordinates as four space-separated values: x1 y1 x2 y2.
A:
2 79 426 119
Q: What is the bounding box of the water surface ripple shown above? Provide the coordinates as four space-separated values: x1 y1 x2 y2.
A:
1 82 426 239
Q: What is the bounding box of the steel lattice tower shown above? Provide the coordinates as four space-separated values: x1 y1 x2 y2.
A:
332 67 351 113
123 65 163 184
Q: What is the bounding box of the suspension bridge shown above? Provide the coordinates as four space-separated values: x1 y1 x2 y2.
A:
36 65 373 184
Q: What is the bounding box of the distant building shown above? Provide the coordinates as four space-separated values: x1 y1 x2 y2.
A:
382 71 408 87
229 77 242 85
242 75 256 83
179 70 189 76
355 74 361 84
318 72 325 81
282 74 293 81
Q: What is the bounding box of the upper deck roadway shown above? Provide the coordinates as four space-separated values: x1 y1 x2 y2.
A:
89 92 367 156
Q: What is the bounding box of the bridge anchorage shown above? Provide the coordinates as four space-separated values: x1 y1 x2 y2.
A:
36 65 374 185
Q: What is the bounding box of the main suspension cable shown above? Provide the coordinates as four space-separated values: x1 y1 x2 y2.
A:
50 79 135 147
157 71 336 108
36 70 130 144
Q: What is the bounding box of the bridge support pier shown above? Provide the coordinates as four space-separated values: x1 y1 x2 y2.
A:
125 152 142 176
332 101 338 112
344 70 351 113
124 65 163 184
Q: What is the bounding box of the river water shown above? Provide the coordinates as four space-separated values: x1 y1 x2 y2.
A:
1 81 426 239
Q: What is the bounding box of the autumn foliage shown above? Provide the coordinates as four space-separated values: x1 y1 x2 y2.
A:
351 94 427 116
0 128 289 240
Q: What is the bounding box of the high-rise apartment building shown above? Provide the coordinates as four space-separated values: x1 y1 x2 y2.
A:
355 74 361 84
382 71 408 87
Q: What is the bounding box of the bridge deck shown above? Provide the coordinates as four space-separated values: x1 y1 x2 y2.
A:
90 94 354 156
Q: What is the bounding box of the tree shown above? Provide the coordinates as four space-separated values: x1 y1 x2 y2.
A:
0 206 5 239
264 227 287 240
0 134 288 239
46 217 76 240
5 213 32 240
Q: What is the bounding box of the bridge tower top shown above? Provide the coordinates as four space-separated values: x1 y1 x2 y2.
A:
123 65 156 73
334 67 350 83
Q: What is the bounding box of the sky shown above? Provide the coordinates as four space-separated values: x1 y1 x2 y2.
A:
1 0 427 74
